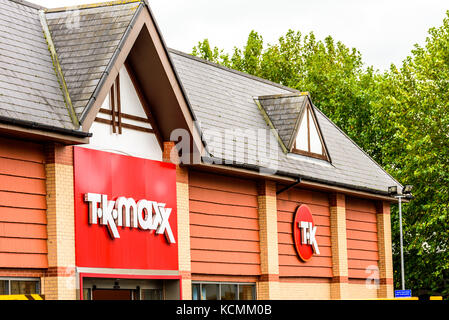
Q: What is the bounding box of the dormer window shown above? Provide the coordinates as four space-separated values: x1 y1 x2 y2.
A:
254 93 330 162
292 105 327 160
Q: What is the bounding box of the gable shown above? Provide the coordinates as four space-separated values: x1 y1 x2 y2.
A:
292 102 329 160
254 93 307 152
42 1 203 160
254 93 330 161
82 64 162 161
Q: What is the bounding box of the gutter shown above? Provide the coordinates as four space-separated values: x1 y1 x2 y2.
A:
0 115 92 138
276 177 302 195
201 156 393 197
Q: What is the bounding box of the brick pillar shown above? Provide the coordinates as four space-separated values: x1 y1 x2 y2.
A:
43 143 76 300
329 193 349 299
257 180 280 300
376 201 394 298
163 142 191 300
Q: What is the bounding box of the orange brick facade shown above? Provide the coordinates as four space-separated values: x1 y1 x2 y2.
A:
0 138 394 300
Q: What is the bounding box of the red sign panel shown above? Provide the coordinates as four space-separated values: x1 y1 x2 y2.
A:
293 204 320 262
74 147 178 270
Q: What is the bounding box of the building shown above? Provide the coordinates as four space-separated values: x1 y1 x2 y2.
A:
0 0 400 300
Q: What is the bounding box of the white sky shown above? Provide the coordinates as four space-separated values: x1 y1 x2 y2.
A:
31 0 448 71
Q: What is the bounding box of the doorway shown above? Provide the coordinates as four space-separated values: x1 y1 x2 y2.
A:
82 277 180 300
92 289 135 300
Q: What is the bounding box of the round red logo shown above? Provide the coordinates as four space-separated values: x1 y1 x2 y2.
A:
293 204 320 261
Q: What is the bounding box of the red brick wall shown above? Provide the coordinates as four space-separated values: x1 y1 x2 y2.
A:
189 171 260 277
346 196 379 279
0 137 47 268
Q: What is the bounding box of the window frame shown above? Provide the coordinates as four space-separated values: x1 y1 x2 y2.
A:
191 281 256 300
0 277 41 295
292 104 329 161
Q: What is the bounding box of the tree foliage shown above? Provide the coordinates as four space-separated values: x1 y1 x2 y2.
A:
192 12 449 298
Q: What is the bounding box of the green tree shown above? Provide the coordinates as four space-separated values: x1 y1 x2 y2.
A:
373 13 449 297
192 14 449 298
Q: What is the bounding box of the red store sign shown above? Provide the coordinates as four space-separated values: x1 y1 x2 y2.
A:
293 204 320 262
74 147 178 270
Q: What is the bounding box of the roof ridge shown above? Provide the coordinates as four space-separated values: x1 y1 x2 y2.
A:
257 92 310 100
8 0 44 10
44 0 141 13
168 48 299 94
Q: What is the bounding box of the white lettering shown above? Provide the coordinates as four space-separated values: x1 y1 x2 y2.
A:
85 193 176 243
298 221 320 254
85 193 101 224
115 197 137 228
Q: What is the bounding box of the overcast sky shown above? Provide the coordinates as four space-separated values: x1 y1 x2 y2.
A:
32 0 448 71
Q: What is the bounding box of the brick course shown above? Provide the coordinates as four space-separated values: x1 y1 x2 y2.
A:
44 144 76 300
257 180 280 299
164 142 192 300
329 193 349 299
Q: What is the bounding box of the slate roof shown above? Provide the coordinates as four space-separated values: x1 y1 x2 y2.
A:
169 49 401 194
255 93 309 150
0 0 142 132
45 1 141 121
0 0 74 129
0 0 401 194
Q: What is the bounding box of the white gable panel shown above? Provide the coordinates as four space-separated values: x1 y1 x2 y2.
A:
80 66 162 161
309 110 322 154
120 65 151 122
83 121 162 161
295 112 308 151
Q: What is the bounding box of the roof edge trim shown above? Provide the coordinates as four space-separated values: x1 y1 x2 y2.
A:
39 10 80 129
313 105 402 189
0 115 92 138
9 0 44 10
253 97 289 154
168 48 300 94
257 92 310 100
44 0 141 13
286 95 308 150
200 155 393 197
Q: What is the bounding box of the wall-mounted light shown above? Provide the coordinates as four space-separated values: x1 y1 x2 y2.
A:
388 186 398 196
402 185 412 194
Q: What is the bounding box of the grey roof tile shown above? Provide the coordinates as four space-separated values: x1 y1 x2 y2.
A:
0 0 75 130
45 2 141 119
256 94 308 149
0 0 401 193
169 49 401 193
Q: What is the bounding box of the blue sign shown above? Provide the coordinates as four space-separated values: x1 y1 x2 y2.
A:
395 290 412 298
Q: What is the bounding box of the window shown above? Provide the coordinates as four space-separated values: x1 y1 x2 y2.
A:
141 288 163 300
0 278 40 295
292 106 328 160
192 282 256 300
